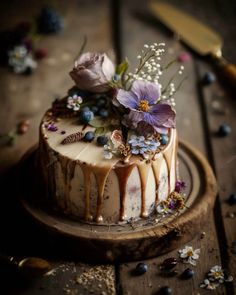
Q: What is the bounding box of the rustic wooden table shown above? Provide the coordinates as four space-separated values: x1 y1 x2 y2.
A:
0 0 236 294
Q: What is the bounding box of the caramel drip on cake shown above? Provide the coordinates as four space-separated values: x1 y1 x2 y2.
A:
39 111 178 223
163 129 175 195
137 163 151 218
174 132 178 181
151 156 163 205
60 158 76 212
79 164 93 221
93 165 113 223
115 165 135 221
163 154 171 195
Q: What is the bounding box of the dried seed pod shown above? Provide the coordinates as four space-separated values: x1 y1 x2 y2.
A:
160 257 178 270
61 132 83 144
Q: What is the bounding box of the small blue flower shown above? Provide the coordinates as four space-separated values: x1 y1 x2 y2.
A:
128 135 160 158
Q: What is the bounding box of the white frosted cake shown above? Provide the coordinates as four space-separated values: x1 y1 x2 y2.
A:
38 43 185 224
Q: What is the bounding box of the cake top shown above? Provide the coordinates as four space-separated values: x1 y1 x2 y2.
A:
44 42 185 163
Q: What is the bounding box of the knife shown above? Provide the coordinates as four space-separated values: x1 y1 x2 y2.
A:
150 1 236 88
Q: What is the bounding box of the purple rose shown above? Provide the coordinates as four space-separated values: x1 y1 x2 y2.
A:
116 80 176 134
69 52 115 93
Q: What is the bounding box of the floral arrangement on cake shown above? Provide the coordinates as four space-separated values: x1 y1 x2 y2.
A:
49 42 185 161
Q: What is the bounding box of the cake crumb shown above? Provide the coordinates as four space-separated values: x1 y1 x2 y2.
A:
75 265 115 295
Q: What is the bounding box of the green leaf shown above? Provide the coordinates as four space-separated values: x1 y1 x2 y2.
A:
116 58 129 76
89 117 111 128
103 125 114 134
94 125 117 137
95 127 104 136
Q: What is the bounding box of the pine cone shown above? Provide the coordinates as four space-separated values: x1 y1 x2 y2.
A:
61 132 84 145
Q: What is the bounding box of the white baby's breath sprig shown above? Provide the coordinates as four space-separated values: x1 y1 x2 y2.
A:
124 42 166 89
160 64 187 105
123 43 186 104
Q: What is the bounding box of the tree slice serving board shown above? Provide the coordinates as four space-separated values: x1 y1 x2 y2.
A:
18 140 217 263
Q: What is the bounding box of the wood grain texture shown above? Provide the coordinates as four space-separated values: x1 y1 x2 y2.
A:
0 0 236 294
197 62 236 293
0 1 117 294
118 0 228 294
0 0 113 174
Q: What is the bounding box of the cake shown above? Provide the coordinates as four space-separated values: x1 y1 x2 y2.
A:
38 43 186 224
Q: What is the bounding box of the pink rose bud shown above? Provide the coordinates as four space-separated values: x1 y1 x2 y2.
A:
69 52 115 93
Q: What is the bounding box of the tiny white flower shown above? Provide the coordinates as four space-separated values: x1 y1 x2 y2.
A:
178 246 200 265
156 203 169 215
208 265 225 283
67 94 83 111
200 279 219 290
104 150 113 160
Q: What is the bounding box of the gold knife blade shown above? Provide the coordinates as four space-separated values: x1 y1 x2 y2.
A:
150 1 236 89
150 1 223 57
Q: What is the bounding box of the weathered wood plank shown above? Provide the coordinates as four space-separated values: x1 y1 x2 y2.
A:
0 0 113 174
198 62 236 293
118 0 226 294
0 1 116 294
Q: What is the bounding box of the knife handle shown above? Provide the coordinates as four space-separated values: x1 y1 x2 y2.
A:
222 63 236 87
212 55 236 88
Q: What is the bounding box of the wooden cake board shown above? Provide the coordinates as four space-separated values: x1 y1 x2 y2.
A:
18 141 217 263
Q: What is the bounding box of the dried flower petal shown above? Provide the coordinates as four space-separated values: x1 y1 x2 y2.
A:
110 130 123 148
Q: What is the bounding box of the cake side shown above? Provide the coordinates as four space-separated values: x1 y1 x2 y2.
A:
38 112 178 223
37 42 185 224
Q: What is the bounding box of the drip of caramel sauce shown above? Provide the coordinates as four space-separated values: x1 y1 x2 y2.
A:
40 115 177 223
115 165 135 220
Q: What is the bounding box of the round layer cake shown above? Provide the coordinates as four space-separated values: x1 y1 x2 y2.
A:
38 110 178 224
37 44 182 224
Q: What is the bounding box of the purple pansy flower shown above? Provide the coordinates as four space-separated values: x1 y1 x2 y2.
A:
116 80 176 134
175 180 186 193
